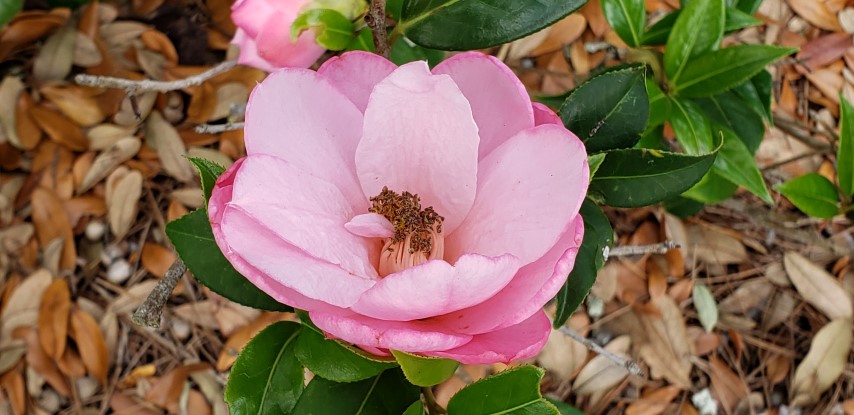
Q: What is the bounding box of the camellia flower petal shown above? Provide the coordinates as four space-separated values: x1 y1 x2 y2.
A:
230 0 326 71
210 51 589 364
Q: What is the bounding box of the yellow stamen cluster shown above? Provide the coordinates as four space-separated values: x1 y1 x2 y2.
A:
369 187 444 254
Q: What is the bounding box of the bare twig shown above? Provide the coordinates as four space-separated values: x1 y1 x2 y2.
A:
422 387 446 415
606 240 679 259
558 327 645 377
195 121 245 134
366 0 389 58
75 60 237 92
131 259 187 328
772 112 834 151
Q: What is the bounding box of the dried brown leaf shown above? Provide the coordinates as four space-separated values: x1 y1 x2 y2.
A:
0 76 25 149
30 106 88 151
73 31 102 67
40 84 104 127
69 308 109 384
15 92 42 150
140 242 176 277
625 385 681 415
0 369 26 415
105 167 143 239
788 0 842 30
31 187 76 271
78 137 140 193
33 25 75 82
791 319 853 406
538 314 590 382
145 111 193 182
572 335 631 395
709 355 749 413
11 326 71 396
38 279 70 359
784 252 853 320
637 296 694 389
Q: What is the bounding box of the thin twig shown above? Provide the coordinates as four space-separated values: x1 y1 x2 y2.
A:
75 60 237 92
558 327 645 377
195 121 245 134
131 259 187 328
606 240 679 259
772 112 834 151
366 0 389 58
761 149 831 171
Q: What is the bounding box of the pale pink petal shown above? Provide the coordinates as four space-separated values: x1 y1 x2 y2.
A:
355 61 479 234
244 68 365 207
231 0 282 38
351 254 520 321
425 312 551 364
209 161 354 311
310 310 472 352
345 213 394 239
220 205 375 308
255 12 326 68
432 52 534 160
445 124 588 265
532 102 562 125
431 217 583 335
232 29 278 73
318 51 397 112
229 154 380 279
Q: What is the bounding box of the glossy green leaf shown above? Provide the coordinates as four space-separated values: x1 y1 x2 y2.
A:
588 148 717 208
403 401 426 415
642 7 759 46
775 173 840 219
663 196 705 218
693 283 718 332
447 366 558 415
693 92 765 153
669 98 714 155
553 199 612 327
225 322 304 415
295 327 395 383
664 0 725 84
838 96 854 197
390 37 445 67
588 153 606 178
292 369 420 415
738 70 773 122
291 8 355 51
188 157 225 204
546 398 585 415
637 125 664 149
601 0 645 47
735 0 762 14
0 0 23 26
560 65 648 153
682 170 738 203
712 127 773 203
397 0 587 50
166 210 290 311
346 28 375 51
534 90 573 111
646 77 669 129
390 350 458 386
386 0 403 20
672 45 796 97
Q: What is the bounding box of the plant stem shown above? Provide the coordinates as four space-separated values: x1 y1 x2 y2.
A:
75 60 237 92
422 386 446 415
606 240 679 259
131 259 186 327
366 0 390 58
558 326 645 377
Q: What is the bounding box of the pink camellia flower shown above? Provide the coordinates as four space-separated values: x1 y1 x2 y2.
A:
231 0 326 71
209 51 589 364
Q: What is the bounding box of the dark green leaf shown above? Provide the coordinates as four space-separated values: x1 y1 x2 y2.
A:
642 7 759 46
534 91 573 111
664 0 725 84
588 148 717 208
295 328 395 383
588 153 606 178
397 0 587 50
739 70 773 122
735 0 762 14
712 127 772 203
0 0 23 27
693 92 765 153
637 125 664 149
672 45 796 97
663 196 705 218
390 350 458 387
669 98 714 155
682 170 738 203
403 401 426 415
390 37 445 67
545 398 585 415
560 65 648 153
225 322 304 415
775 173 840 218
387 0 404 20
601 0 645 47
553 199 612 327
646 77 669 129
166 210 290 311
188 157 225 204
447 366 558 415
838 96 854 197
291 8 355 51
292 369 420 415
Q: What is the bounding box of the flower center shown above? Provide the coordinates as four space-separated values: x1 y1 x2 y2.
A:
369 187 444 276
